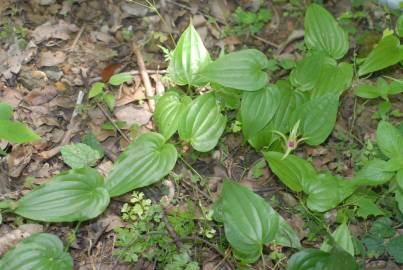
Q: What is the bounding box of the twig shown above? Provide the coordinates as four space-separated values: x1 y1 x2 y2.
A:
95 102 131 143
69 25 85 51
132 42 156 111
276 29 305 54
254 35 279 49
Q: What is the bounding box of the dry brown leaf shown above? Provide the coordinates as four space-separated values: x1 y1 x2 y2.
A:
32 20 78 43
6 145 34 177
24 85 57 106
114 105 152 127
38 51 66 67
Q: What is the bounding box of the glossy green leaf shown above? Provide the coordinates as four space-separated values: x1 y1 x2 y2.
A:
305 173 355 212
264 152 317 192
376 121 403 160
220 180 280 263
353 197 384 219
388 80 403 95
200 49 269 91
213 85 241 110
15 167 109 222
168 23 211 86
108 73 133 86
105 132 177 197
273 217 302 249
60 143 101 169
0 102 12 120
0 120 40 143
304 4 349 59
178 93 226 152
386 235 403 264
396 14 403 38
241 85 281 139
288 248 358 270
88 82 105 99
293 94 339 145
310 62 353 98
154 91 191 140
321 223 354 256
358 35 403 76
353 159 395 186
0 233 73 270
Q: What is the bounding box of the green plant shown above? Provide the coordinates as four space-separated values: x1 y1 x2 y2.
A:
0 103 40 143
225 7 272 36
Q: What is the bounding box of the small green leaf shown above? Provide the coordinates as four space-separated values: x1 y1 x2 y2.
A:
0 102 13 120
213 85 241 110
178 93 226 152
154 91 191 140
376 121 403 160
88 82 105 99
0 120 40 143
304 4 349 59
103 92 116 111
396 14 403 38
0 233 73 270
353 159 395 186
60 143 101 169
108 73 133 86
358 35 403 76
15 167 110 222
220 180 280 263
369 217 395 238
200 49 269 91
293 94 339 145
241 85 281 139
105 132 177 197
321 223 354 256
82 132 105 158
363 234 385 258
395 188 403 214
264 152 317 192
168 23 211 86
354 84 382 99
386 235 403 264
353 197 384 219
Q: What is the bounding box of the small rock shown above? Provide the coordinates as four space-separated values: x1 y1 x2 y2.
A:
121 1 148 17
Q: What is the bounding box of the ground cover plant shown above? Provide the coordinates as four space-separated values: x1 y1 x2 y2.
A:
0 0 402 269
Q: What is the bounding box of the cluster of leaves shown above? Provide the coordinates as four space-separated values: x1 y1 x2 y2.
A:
224 7 272 36
1 3 403 268
114 192 199 269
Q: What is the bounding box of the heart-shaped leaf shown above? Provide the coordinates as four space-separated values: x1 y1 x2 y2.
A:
293 94 339 145
358 35 403 76
154 91 191 140
168 23 211 86
0 120 40 143
105 132 177 197
178 93 226 152
219 180 280 263
376 121 403 161
0 233 73 270
304 4 349 59
264 152 317 192
241 85 281 140
321 223 354 256
15 167 109 222
200 49 269 91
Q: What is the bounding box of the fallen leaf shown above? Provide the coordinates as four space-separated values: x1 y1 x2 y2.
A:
32 20 78 43
6 145 34 177
24 85 57 106
114 105 152 127
38 51 66 67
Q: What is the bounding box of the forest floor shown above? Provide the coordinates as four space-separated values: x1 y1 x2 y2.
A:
0 0 402 269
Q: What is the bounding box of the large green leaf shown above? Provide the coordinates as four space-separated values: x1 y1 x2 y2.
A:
288 247 358 270
241 85 281 139
168 23 211 86
304 4 349 59
200 49 269 91
264 152 317 192
154 91 191 140
353 159 395 186
15 167 109 222
0 120 40 143
105 132 177 197
178 93 226 152
358 35 403 76
220 180 283 262
60 143 101 169
321 223 354 256
292 94 339 145
376 121 403 161
0 233 73 270
305 173 355 212
290 52 336 92
0 102 13 120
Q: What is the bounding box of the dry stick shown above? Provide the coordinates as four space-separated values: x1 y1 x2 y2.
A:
95 102 131 143
254 35 279 49
132 43 156 112
69 25 85 51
